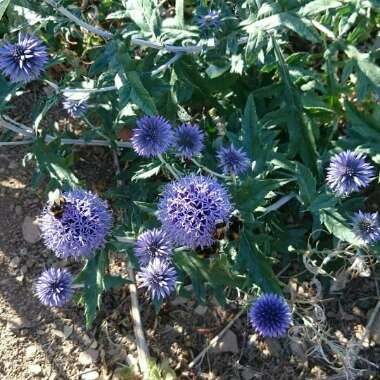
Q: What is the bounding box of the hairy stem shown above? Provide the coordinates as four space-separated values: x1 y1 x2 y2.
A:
191 158 231 180
158 154 180 179
112 151 151 378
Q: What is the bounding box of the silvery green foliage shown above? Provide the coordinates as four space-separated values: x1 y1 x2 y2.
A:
0 0 379 329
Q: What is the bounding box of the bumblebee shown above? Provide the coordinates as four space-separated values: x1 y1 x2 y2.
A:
213 212 243 242
48 189 66 219
213 219 228 240
227 213 243 241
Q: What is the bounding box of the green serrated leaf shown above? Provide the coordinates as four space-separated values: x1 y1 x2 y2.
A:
242 94 259 160
0 0 11 20
345 45 380 92
295 163 317 207
237 231 282 294
298 0 342 17
320 209 357 244
272 36 318 173
126 71 158 116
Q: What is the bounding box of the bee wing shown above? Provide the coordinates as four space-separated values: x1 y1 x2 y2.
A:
48 189 61 203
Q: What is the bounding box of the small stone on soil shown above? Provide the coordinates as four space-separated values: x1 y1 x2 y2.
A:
26 345 38 358
79 349 99 366
28 364 42 376
81 370 99 380
22 216 41 244
210 330 239 354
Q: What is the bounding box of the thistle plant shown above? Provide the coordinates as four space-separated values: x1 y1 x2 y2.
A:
1 0 379 376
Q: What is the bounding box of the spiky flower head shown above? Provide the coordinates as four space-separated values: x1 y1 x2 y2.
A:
174 123 204 159
0 33 48 83
198 10 222 31
249 293 292 338
136 258 177 301
62 96 88 119
158 175 232 248
217 144 250 175
35 267 73 307
352 211 380 245
39 189 112 260
131 116 173 157
326 150 375 196
135 228 173 266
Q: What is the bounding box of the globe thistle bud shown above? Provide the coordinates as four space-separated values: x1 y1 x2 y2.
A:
173 123 204 159
131 116 174 158
352 211 380 245
136 258 177 301
249 294 292 338
158 175 232 248
135 229 173 266
217 144 250 175
0 33 48 83
326 151 375 196
62 96 88 119
35 267 73 307
39 190 112 260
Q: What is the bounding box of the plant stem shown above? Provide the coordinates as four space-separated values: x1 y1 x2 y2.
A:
62 86 117 94
158 154 180 179
0 115 132 148
191 158 231 180
44 0 113 39
151 52 184 76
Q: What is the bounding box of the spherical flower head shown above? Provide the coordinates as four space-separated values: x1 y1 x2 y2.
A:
62 97 88 119
136 258 177 301
217 144 250 175
39 190 112 260
0 33 48 83
249 294 292 338
158 175 232 248
174 123 204 159
198 10 222 31
352 211 380 245
326 150 375 196
35 267 73 307
131 116 173 158
135 228 173 266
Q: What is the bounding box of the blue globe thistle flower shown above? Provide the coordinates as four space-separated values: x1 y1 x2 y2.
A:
217 144 250 175
136 258 177 301
35 267 73 307
39 190 112 260
326 151 375 196
198 10 222 31
0 34 48 83
352 211 380 245
135 228 173 266
249 294 292 338
131 116 173 158
62 97 88 119
174 123 204 159
158 175 232 248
